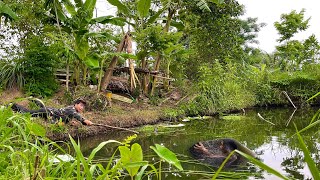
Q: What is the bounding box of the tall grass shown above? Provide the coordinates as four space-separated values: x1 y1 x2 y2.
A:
3 103 320 179
0 106 184 179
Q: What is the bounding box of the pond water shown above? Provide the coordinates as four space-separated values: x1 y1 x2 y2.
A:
79 107 320 180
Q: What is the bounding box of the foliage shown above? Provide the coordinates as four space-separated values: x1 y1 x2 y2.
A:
135 25 183 53
0 1 18 24
163 108 186 120
119 143 147 179
70 86 109 111
275 35 320 71
242 64 282 106
274 9 310 42
22 36 59 97
180 0 265 77
270 68 320 104
273 9 319 72
0 59 25 89
182 62 255 115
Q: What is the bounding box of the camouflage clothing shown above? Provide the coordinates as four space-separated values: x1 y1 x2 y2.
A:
48 106 86 124
11 104 86 124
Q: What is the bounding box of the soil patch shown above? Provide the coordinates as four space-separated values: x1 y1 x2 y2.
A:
45 105 164 141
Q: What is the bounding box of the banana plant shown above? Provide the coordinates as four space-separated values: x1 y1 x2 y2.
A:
100 0 165 92
104 0 224 94
44 0 125 85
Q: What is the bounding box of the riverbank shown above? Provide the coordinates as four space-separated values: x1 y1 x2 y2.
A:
1 87 313 141
0 89 180 141
45 104 164 141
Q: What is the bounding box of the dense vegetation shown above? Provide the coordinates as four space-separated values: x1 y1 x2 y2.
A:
1 0 320 117
1 0 320 179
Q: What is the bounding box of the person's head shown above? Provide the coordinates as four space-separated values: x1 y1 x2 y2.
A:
74 98 86 113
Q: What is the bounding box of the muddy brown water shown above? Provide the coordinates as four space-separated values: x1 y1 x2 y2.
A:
79 107 320 179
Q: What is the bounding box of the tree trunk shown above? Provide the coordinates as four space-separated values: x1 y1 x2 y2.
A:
74 61 80 85
97 58 105 92
82 64 87 85
66 60 69 91
141 57 149 93
164 60 171 91
100 33 128 92
150 52 161 96
150 9 175 96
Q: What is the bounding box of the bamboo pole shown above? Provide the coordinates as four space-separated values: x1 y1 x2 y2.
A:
281 91 297 109
92 123 139 134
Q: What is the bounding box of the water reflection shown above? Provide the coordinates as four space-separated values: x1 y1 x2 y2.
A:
80 107 320 179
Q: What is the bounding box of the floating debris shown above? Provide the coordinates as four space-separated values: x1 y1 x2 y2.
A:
161 123 185 128
182 118 190 122
50 154 75 163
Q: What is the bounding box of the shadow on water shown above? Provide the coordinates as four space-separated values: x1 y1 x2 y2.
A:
79 107 320 179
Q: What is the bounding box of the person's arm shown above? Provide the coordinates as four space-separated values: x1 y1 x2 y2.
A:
72 110 93 125
83 119 93 125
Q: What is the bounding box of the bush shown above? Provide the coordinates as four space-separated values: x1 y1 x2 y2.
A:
0 59 25 90
183 62 255 116
22 36 59 97
270 70 320 104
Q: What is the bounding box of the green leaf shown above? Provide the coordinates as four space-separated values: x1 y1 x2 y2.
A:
196 0 211 12
150 144 183 170
119 143 143 177
235 150 289 180
0 1 18 20
26 122 46 137
91 16 126 26
147 7 165 25
123 161 148 168
88 140 122 162
119 53 138 60
137 0 151 18
87 31 120 42
61 0 76 16
211 0 224 4
212 151 236 179
74 0 84 8
84 55 100 68
69 135 91 179
293 119 320 136
84 0 97 13
106 0 130 15
135 164 149 180
295 125 320 180
75 34 89 60
55 1 67 21
170 21 184 31
307 92 320 102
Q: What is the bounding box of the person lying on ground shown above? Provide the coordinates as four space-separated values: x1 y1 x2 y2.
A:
11 98 93 126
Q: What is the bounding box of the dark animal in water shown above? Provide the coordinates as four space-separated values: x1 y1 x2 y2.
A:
189 138 256 168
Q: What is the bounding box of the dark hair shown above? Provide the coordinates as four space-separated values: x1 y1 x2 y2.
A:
74 98 86 105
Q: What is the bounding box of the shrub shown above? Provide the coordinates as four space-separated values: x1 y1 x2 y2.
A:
22 36 59 97
270 69 320 104
183 62 255 116
0 59 25 90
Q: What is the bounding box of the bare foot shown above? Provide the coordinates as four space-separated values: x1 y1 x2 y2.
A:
194 142 210 154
